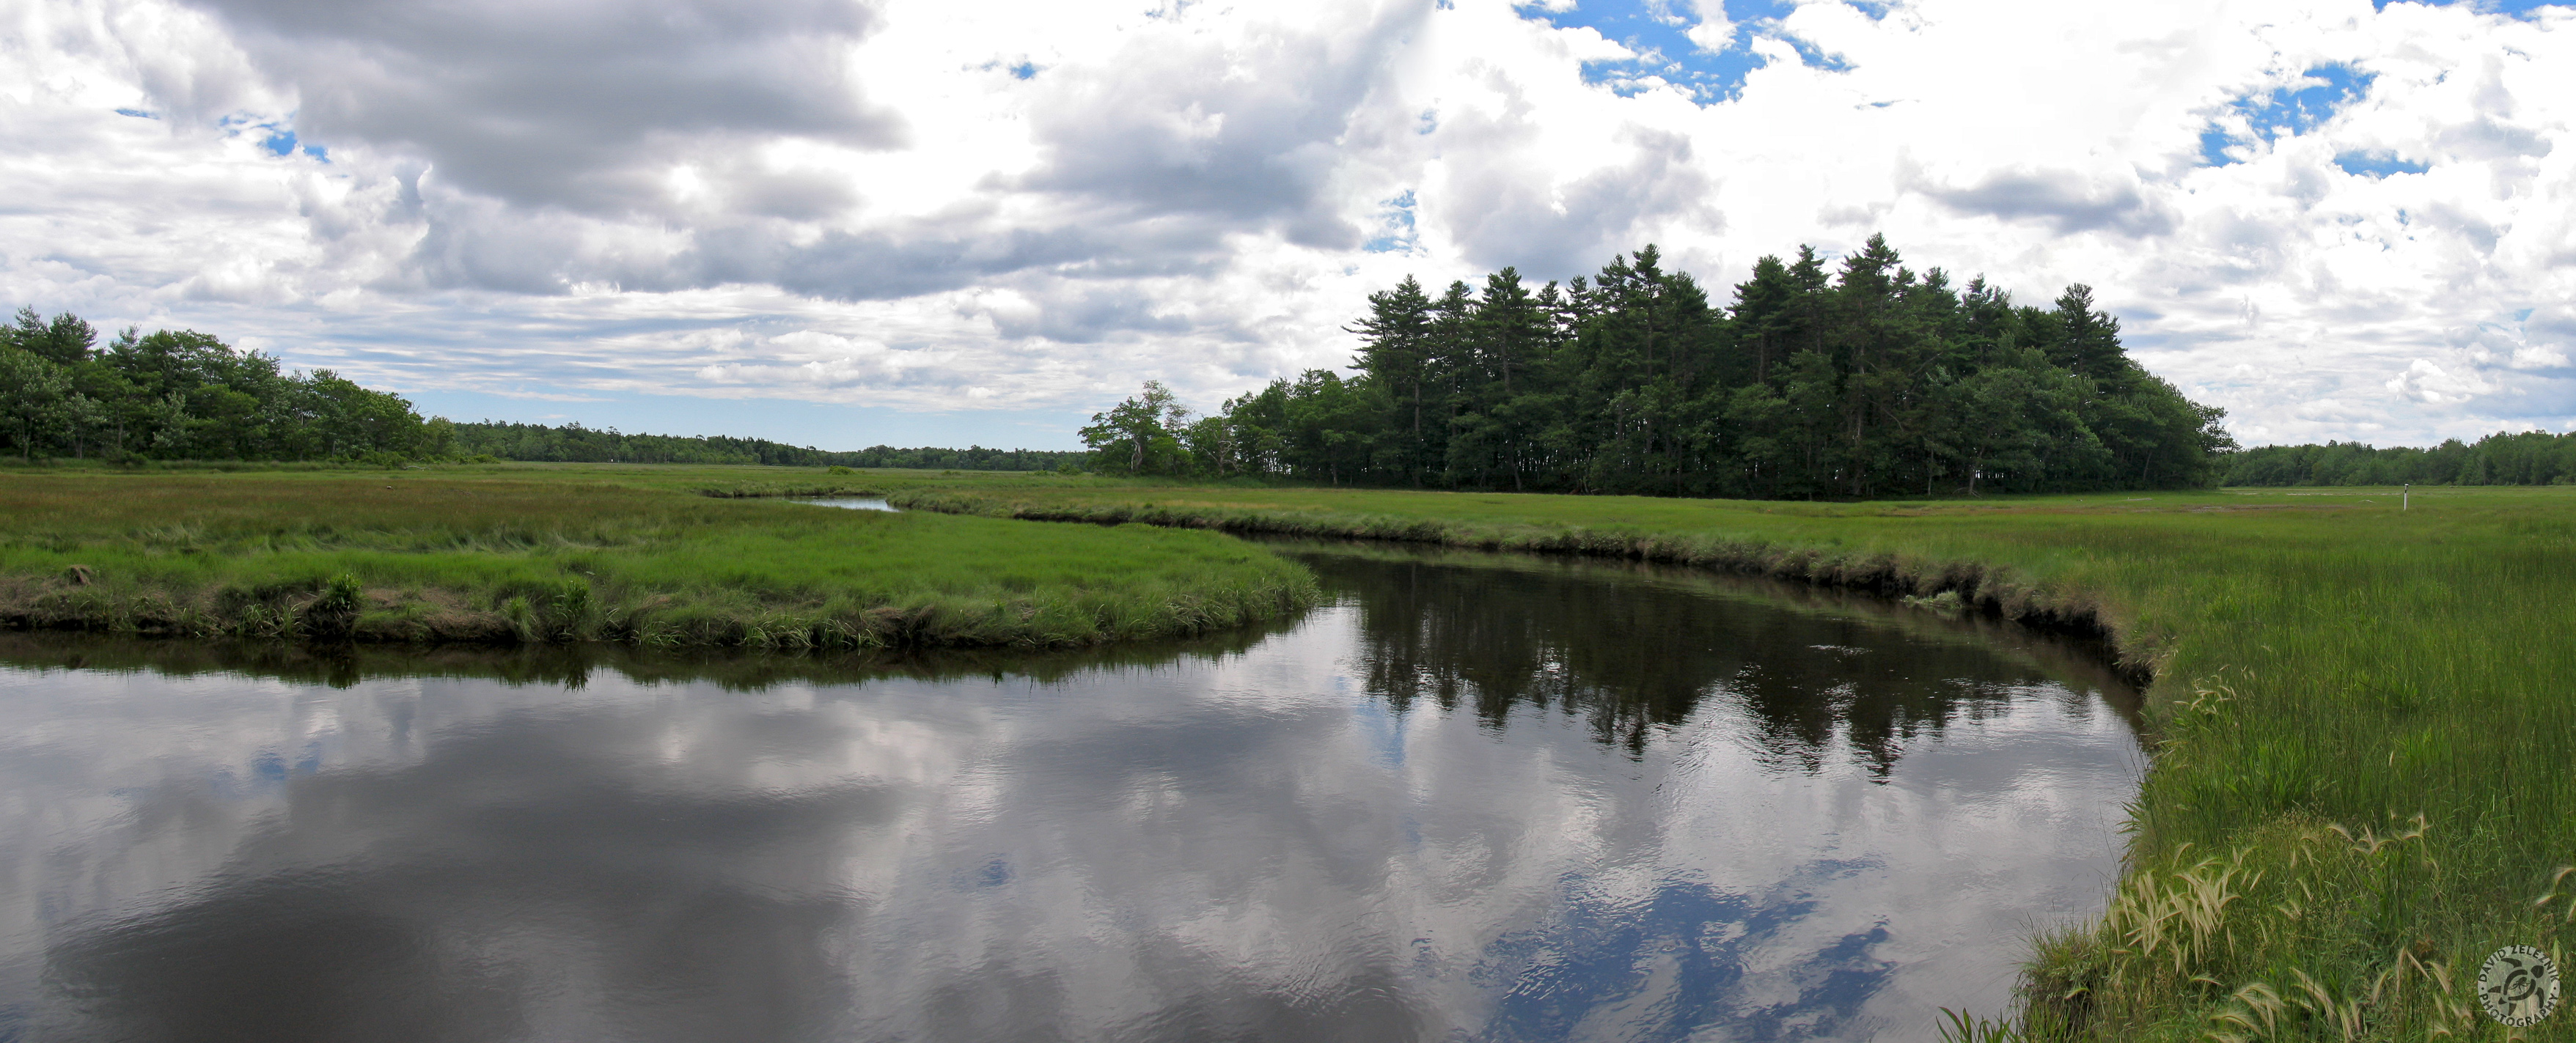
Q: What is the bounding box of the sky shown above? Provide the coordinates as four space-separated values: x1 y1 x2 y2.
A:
2 0 2572 452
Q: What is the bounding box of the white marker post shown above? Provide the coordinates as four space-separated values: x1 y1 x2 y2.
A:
2404 483 2410 512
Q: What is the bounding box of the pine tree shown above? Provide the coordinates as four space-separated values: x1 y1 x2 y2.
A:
1200 235 2229 500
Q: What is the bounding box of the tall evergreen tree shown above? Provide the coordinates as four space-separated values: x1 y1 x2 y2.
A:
1153 235 2234 500
1348 276 1436 485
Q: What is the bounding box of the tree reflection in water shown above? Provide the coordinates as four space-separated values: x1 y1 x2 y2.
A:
1307 547 2128 773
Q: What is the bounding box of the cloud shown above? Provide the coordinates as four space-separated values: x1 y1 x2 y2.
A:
1009 2 1428 248
177 0 905 215
1684 0 1736 53
1435 121 1725 276
2447 317 2572 372
2386 358 2492 405
697 331 949 391
3 0 2575 447
1919 167 2177 236
964 285 1199 344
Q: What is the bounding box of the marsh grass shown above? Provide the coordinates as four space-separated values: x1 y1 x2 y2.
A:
0 609 1306 692
0 468 1316 649
892 479 2576 1041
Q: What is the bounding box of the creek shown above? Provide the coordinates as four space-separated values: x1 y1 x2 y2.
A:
0 542 2140 1042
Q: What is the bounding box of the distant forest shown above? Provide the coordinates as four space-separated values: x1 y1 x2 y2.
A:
0 306 1077 471
447 421 1084 471
6 295 2569 490
2224 430 2576 487
1083 237 2237 497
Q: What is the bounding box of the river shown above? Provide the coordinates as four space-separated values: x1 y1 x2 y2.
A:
0 542 2140 1042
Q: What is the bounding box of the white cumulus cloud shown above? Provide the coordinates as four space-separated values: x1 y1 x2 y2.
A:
0 0 2571 447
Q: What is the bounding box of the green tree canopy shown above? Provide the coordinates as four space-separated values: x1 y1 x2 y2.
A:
1121 234 2237 498
1079 380 1195 475
0 310 430 462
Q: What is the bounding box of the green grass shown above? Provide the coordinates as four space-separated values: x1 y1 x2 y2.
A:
884 479 2576 1041
0 465 1316 649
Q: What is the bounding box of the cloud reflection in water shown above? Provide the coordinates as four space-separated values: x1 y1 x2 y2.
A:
0 546 2139 1042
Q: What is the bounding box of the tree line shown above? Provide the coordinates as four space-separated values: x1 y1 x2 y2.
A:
1081 235 2236 498
449 421 1084 471
0 308 428 463
2225 430 2576 487
0 307 1083 471
45 285 2558 490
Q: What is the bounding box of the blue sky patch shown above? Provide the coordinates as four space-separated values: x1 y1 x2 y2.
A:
2200 64 2374 166
2333 150 2429 178
114 108 155 119
208 114 329 161
257 128 329 162
2197 128 2239 167
1365 191 1420 254
2376 0 2566 15
1517 0 1825 105
2244 65 2373 141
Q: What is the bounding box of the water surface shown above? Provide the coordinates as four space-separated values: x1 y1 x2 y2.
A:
803 497 899 512
0 545 2140 1042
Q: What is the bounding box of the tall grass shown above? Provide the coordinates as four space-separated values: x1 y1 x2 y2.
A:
889 479 2576 1041
0 469 1316 649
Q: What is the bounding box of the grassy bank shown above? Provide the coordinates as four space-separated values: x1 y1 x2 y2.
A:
0 466 1316 649
0 606 1306 692
885 479 2576 1041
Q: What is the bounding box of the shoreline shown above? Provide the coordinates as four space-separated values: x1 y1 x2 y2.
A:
880 479 2573 1040
0 574 1318 652
889 487 2159 684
